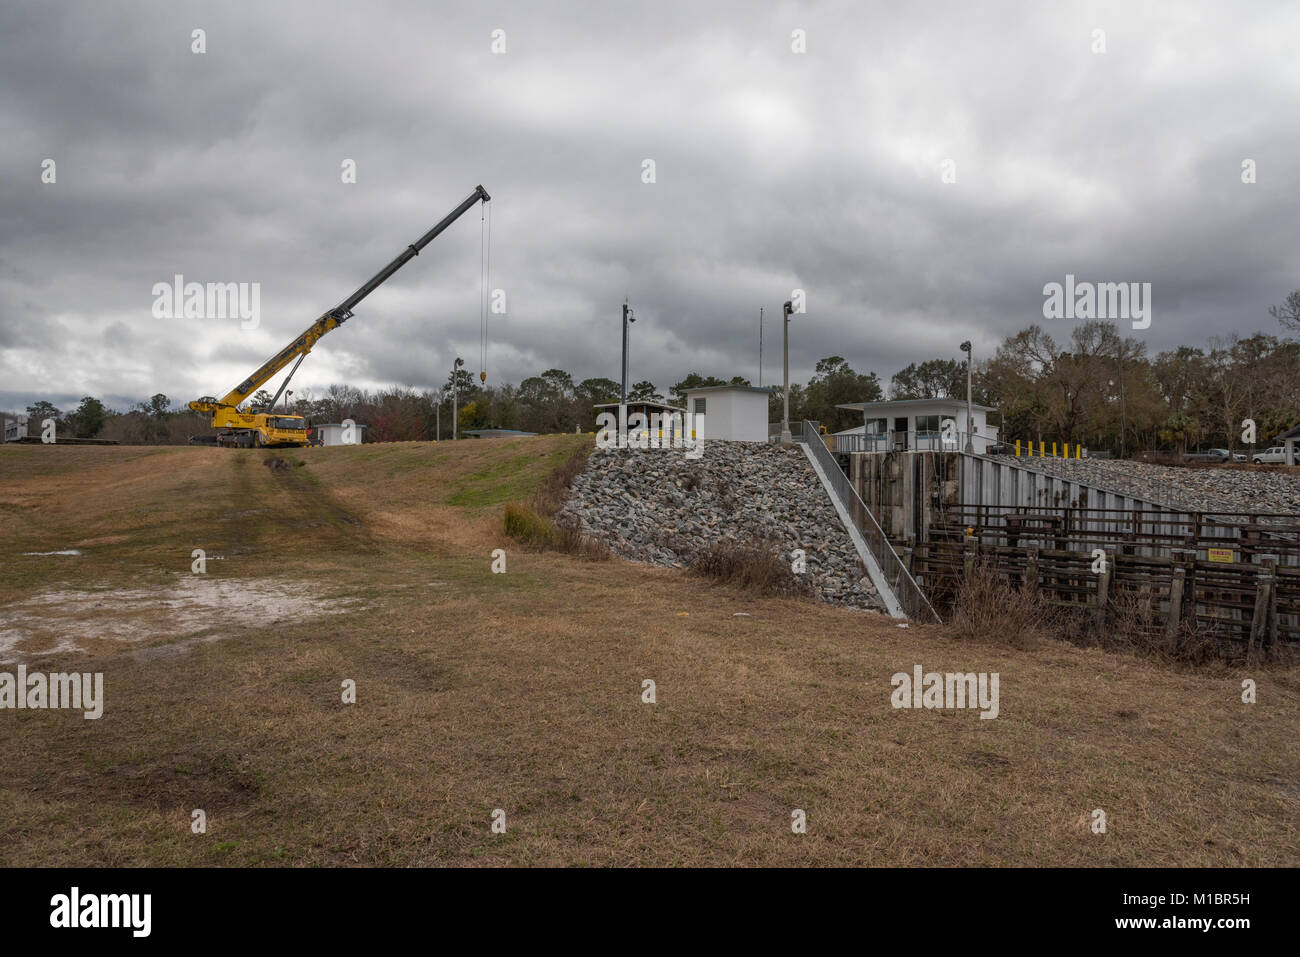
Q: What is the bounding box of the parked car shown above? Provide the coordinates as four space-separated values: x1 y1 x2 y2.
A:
1252 447 1290 464
1182 448 1230 464
1233 452 1247 463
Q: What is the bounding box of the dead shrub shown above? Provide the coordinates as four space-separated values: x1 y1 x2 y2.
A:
687 539 813 598
1101 586 1242 666
553 518 611 561
947 558 1052 649
532 443 593 517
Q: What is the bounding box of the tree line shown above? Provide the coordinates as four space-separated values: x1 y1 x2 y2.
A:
9 293 1300 451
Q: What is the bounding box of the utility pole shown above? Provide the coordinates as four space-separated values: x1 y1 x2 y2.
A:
1117 348 1127 459
960 340 974 453
621 300 636 443
452 357 464 440
780 300 794 444
758 306 764 387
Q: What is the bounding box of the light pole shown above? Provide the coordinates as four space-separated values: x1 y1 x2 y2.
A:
285 389 293 413
621 300 636 442
960 340 974 453
452 357 464 440
780 300 794 444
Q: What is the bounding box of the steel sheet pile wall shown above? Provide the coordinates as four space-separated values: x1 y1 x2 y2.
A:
850 451 1295 564
958 454 1193 558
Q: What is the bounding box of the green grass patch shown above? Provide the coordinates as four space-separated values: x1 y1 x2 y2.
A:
448 448 574 508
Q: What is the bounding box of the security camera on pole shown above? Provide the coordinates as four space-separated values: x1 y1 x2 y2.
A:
960 340 974 453
620 300 636 446
780 300 794 444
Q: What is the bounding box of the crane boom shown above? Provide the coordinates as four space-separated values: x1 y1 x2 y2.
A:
189 185 490 444
332 184 490 320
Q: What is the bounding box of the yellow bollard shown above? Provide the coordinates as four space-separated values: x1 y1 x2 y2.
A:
1052 441 1057 458
1015 439 1021 456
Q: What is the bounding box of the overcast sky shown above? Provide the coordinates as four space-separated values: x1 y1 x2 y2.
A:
2 0 1298 415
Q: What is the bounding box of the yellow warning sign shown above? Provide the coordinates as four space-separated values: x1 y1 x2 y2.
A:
1207 548 1234 563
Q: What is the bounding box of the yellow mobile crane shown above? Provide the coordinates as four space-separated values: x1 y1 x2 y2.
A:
190 185 491 448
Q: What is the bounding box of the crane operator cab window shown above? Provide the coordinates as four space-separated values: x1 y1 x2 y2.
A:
268 416 306 431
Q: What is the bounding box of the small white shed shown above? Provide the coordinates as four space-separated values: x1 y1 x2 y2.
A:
682 386 772 442
313 422 367 446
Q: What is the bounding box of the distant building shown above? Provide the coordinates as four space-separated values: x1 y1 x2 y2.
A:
681 386 772 442
1275 424 1300 466
313 422 368 446
592 400 685 423
834 398 1000 453
592 400 685 438
2 415 26 443
461 429 537 439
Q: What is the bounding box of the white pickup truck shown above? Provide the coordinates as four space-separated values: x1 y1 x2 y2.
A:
1252 447 1291 464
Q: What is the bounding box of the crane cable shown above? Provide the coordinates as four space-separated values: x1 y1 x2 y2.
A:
479 199 492 384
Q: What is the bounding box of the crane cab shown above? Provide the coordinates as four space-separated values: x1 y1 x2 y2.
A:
213 411 309 448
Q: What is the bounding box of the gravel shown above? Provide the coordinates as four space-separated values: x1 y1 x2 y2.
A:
1006 456 1300 514
558 441 884 611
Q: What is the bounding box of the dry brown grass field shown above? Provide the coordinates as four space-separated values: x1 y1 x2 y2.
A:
0 437 1296 866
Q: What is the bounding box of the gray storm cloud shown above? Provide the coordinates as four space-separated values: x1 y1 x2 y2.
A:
2 0 1298 413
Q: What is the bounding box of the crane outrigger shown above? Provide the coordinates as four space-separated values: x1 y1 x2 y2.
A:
190 185 491 448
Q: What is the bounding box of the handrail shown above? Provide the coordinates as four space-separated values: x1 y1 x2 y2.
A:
797 421 942 622
831 429 997 454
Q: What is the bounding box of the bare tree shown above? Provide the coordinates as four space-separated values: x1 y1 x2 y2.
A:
1269 290 1300 335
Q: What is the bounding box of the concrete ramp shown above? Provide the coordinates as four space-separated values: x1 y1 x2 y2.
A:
799 442 905 618
797 424 940 621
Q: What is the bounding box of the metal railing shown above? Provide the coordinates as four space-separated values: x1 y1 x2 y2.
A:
831 429 999 455
797 421 941 622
